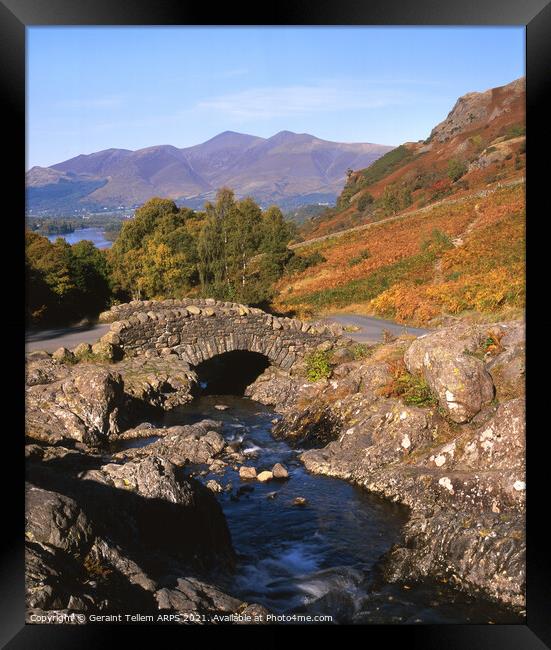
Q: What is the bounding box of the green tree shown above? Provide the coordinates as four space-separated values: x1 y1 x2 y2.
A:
227 197 262 293
70 239 112 315
26 231 112 325
357 192 374 212
114 198 179 254
447 159 467 182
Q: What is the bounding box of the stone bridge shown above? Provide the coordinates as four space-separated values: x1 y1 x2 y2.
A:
97 298 344 371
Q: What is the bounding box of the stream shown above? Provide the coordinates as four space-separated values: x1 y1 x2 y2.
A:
120 395 521 624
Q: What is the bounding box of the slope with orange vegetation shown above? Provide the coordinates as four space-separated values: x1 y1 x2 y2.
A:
275 181 525 327
298 77 525 242
275 77 525 326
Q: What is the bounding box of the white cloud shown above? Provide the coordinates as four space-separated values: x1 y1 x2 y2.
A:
196 82 411 120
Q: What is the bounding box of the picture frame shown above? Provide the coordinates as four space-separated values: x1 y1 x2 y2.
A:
5 0 549 645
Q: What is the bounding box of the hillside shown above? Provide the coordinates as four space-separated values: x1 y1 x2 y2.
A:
26 131 393 214
299 77 525 240
274 78 525 327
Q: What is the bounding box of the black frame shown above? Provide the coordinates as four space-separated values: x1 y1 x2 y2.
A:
5 0 550 646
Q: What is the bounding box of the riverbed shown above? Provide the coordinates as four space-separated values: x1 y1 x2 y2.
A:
119 395 521 624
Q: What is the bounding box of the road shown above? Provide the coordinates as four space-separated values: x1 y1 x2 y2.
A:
323 314 429 343
25 323 111 353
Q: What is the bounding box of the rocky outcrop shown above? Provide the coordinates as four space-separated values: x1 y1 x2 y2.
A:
25 424 269 623
429 77 524 143
114 356 197 410
25 352 204 446
111 420 229 466
25 361 125 445
273 320 525 610
245 366 304 411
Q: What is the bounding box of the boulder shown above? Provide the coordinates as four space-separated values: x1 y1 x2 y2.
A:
26 365 125 444
256 471 273 483
52 347 75 364
100 331 121 346
206 480 223 493
25 484 93 556
404 325 495 423
239 466 257 480
154 577 241 619
72 342 92 359
78 454 235 569
271 463 289 479
91 340 118 361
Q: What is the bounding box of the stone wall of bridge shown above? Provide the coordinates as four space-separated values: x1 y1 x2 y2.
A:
98 299 344 371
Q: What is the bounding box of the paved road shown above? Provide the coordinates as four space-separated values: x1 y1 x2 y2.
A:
25 323 110 353
323 314 429 343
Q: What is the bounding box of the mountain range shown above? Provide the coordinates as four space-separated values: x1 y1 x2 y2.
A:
26 131 393 214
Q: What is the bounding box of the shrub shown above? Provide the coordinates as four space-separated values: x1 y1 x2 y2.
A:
305 350 333 382
379 359 438 407
348 249 371 267
285 251 326 275
379 184 413 216
447 159 467 182
503 124 525 140
469 134 484 152
350 343 373 360
357 192 375 212
420 228 453 254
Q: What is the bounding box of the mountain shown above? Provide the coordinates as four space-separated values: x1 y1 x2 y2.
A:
299 77 525 240
26 131 393 214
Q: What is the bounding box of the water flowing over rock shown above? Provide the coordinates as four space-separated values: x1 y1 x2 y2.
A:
24 425 267 621
25 303 524 620
271 320 525 611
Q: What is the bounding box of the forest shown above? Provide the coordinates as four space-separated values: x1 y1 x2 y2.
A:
26 189 302 326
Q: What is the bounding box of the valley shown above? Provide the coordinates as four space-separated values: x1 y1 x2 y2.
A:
25 72 527 626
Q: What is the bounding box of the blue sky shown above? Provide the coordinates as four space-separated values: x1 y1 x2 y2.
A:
27 26 524 169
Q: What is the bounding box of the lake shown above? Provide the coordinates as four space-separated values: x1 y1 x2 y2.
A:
47 227 113 249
